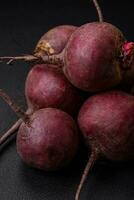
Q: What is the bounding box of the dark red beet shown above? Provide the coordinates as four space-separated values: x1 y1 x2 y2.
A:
25 64 84 115
17 108 79 170
63 22 125 91
34 25 77 56
0 90 79 171
76 91 134 200
79 91 134 160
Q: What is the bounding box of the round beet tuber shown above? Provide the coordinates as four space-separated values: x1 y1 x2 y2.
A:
34 25 77 57
0 63 84 147
0 90 79 170
17 108 79 170
63 22 125 91
25 64 84 115
76 91 134 200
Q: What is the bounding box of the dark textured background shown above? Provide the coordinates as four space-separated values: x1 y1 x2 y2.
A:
0 0 134 200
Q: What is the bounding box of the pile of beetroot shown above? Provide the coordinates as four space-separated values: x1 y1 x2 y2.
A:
1 0 134 199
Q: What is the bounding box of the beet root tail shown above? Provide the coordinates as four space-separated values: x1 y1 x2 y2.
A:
0 55 39 65
0 108 33 146
0 119 22 145
75 146 99 200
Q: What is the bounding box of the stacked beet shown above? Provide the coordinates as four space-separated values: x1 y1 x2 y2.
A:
0 1 134 200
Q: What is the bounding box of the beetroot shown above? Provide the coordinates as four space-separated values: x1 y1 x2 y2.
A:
34 25 77 56
25 64 83 115
76 91 134 200
63 22 125 91
17 108 79 170
0 90 79 170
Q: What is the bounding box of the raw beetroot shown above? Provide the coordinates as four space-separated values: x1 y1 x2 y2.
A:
63 22 125 91
0 90 79 170
25 64 84 115
34 25 77 56
17 108 79 170
75 91 134 200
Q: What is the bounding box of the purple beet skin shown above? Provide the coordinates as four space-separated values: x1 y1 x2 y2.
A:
17 108 79 171
75 91 134 200
35 25 77 56
78 90 134 160
63 22 125 92
25 64 84 116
